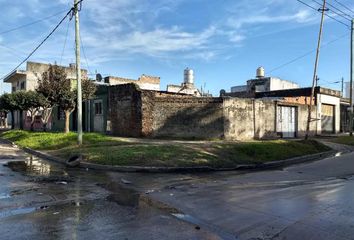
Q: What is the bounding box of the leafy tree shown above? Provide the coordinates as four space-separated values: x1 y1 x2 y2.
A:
37 64 96 133
20 91 49 131
0 93 18 129
36 65 66 131
0 94 11 128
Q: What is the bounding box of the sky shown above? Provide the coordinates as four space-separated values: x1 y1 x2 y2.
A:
0 0 353 96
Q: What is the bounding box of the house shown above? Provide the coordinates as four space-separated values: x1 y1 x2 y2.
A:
222 67 342 137
3 61 88 130
103 74 160 91
230 67 300 94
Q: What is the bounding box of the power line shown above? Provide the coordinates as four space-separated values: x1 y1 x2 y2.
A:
80 34 91 74
60 19 71 65
332 0 354 16
0 0 85 81
311 0 352 21
327 0 354 19
296 0 350 28
0 9 68 36
269 33 349 73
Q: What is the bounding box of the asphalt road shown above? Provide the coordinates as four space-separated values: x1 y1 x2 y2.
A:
1 139 354 240
0 141 220 240
112 145 354 240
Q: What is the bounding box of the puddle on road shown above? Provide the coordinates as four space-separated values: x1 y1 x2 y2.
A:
0 193 10 200
4 156 69 181
0 207 37 219
106 183 140 207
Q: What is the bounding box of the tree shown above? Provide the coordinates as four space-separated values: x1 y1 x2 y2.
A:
0 94 11 128
0 93 18 129
36 65 66 132
37 64 96 133
21 91 49 131
12 91 30 130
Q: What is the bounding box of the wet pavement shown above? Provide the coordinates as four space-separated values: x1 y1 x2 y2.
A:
2 139 354 240
109 146 354 240
0 141 221 240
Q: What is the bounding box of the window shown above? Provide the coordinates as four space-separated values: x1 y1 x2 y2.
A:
12 87 16 92
58 107 65 120
20 82 25 90
94 101 103 115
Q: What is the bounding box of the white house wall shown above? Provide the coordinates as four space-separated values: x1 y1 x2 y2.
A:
316 93 340 134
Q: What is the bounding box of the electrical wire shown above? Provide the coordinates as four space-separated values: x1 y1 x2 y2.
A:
0 9 68 36
268 33 349 74
60 19 71 65
80 34 91 74
0 0 84 81
311 0 352 21
296 0 350 28
332 0 354 16
327 0 354 19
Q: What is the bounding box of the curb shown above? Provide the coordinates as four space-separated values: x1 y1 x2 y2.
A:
0 137 337 173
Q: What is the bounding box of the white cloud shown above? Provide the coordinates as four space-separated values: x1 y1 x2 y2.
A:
226 9 315 29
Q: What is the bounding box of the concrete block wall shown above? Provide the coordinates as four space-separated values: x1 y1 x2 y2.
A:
223 98 277 140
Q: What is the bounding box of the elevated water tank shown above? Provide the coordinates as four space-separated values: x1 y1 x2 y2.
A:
184 68 194 84
256 67 265 78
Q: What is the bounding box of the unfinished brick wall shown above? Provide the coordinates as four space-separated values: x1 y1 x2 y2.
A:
109 84 224 138
109 84 143 137
142 92 224 139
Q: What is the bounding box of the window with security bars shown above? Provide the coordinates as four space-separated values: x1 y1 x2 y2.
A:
95 101 103 115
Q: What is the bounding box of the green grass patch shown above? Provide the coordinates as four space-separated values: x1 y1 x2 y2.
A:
1 130 331 168
328 136 354 146
1 130 128 150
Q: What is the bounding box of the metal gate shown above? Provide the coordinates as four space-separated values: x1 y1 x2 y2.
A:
321 104 335 133
93 99 104 132
277 106 296 138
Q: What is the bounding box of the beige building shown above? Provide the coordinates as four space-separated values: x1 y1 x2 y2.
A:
4 62 88 93
3 61 88 129
104 74 160 91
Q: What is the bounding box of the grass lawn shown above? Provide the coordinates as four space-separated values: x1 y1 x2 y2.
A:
1 130 331 168
327 136 354 146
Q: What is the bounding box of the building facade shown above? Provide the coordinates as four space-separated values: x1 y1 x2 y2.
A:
107 83 340 141
3 62 88 130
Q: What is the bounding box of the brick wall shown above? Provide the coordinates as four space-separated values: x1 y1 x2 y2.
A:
109 84 224 138
109 84 143 137
109 84 319 140
142 92 224 138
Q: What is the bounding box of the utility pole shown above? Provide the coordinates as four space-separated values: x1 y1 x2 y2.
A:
341 77 344 97
315 75 320 87
305 0 327 140
350 19 354 136
74 0 83 145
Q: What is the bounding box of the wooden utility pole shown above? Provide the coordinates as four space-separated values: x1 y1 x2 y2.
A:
315 75 320 87
305 0 327 140
350 20 353 136
74 0 83 145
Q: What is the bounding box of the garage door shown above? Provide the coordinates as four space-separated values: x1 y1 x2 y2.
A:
277 106 296 138
321 104 335 133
